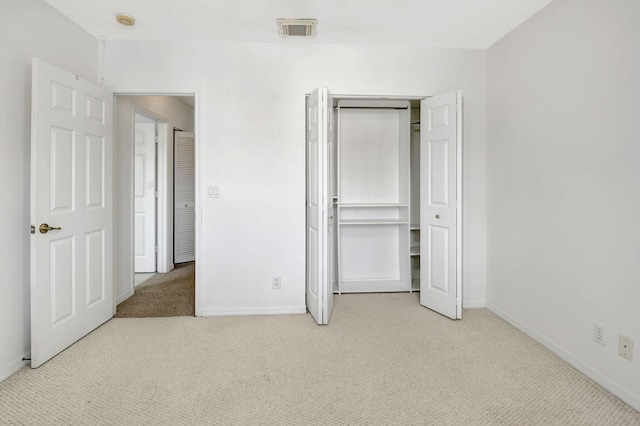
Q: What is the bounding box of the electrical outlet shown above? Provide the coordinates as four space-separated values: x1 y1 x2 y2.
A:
618 335 634 361
272 276 281 289
593 323 606 346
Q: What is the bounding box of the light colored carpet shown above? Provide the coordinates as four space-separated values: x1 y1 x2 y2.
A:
115 262 194 318
1 293 638 425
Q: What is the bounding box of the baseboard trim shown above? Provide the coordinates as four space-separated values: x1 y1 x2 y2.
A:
486 301 640 412
201 306 307 317
116 289 134 305
0 352 30 383
462 299 486 308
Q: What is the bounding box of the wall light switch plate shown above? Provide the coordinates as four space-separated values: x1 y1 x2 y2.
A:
207 185 221 198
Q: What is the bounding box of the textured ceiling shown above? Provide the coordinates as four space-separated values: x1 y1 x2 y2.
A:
43 0 554 49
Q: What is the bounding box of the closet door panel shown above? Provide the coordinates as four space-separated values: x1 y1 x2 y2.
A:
419 91 461 319
174 131 195 264
306 87 333 324
306 89 323 324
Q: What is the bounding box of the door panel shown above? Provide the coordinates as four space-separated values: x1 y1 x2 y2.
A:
50 236 75 326
50 127 75 212
85 230 105 308
308 228 319 301
428 140 449 206
420 91 461 320
85 134 105 209
85 95 106 123
31 58 114 367
427 225 449 292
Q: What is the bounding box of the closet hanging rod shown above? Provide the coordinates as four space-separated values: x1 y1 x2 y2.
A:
334 106 409 110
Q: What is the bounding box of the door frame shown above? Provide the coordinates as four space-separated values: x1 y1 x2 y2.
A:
113 90 202 316
306 91 463 319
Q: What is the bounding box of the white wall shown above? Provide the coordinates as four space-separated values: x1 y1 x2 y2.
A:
487 0 640 410
0 0 99 381
114 96 194 303
104 41 487 315
120 96 194 133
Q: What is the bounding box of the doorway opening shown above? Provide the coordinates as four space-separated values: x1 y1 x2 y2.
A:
114 94 196 318
305 88 462 325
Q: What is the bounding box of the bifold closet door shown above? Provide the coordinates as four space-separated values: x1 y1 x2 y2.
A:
419 91 462 320
174 131 195 263
306 87 334 325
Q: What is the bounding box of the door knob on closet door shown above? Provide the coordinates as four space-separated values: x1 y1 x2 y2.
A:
435 214 440 219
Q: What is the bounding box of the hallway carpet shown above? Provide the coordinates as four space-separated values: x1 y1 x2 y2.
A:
115 262 194 317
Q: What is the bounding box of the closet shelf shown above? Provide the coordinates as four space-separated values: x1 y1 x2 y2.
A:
339 219 409 226
410 246 420 256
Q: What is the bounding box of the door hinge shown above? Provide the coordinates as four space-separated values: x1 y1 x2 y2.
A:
155 137 159 144
30 225 35 234
155 246 158 254
155 191 159 199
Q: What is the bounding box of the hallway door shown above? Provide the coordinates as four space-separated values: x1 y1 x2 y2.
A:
134 115 157 272
30 58 114 367
174 131 195 263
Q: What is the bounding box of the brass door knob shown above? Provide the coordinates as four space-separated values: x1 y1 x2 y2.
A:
39 223 62 234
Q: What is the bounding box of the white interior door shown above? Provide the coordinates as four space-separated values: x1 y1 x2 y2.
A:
306 87 333 325
30 58 114 367
419 91 462 320
174 131 195 263
134 117 157 272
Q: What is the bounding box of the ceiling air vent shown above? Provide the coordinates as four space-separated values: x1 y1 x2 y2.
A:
277 19 317 37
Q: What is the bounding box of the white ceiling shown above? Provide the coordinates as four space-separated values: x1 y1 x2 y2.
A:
44 0 554 49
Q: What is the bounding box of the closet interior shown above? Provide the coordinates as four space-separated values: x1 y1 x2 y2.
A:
306 87 461 324
331 98 423 294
